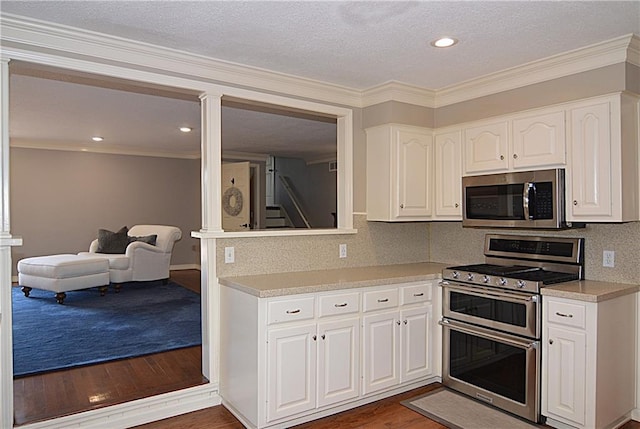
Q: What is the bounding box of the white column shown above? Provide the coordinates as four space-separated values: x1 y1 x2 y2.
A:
197 92 223 383
0 57 23 429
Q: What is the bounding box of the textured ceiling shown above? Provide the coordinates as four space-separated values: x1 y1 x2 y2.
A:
2 1 639 160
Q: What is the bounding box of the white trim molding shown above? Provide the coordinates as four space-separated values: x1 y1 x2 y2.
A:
0 15 637 110
435 33 637 108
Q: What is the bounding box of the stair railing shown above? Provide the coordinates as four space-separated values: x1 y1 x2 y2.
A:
278 175 312 228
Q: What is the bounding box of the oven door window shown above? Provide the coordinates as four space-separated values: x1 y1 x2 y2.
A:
450 291 527 327
449 329 526 404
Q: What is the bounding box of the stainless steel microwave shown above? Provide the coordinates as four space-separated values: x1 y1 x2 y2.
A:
462 169 569 229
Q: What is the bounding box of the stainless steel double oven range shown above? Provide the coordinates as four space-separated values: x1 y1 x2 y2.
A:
439 234 584 423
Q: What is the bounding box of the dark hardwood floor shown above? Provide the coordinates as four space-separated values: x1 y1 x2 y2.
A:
13 270 206 426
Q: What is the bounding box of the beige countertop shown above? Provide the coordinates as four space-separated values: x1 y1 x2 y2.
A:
541 280 639 302
218 262 449 298
219 261 639 302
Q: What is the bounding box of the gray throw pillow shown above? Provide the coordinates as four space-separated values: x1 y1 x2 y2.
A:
97 226 129 254
129 234 157 246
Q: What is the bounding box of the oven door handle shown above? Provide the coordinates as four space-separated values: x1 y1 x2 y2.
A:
441 281 538 304
440 318 538 350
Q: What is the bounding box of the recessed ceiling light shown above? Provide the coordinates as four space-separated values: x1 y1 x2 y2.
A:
91 136 104 142
179 127 192 133
431 37 458 48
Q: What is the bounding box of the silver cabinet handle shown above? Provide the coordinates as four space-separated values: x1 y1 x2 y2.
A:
313 335 317 341
403 320 408 325
400 204 404 209
455 203 459 208
500 155 504 160
334 303 348 307
377 298 389 303
396 320 401 325
549 339 554 345
513 154 518 159
555 312 573 318
413 293 424 297
286 309 301 314
573 200 578 206
321 334 325 340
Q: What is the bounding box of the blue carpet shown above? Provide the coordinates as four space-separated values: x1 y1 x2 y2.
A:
12 281 201 377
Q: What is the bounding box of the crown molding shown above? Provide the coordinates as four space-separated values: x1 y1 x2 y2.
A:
0 14 637 111
435 34 636 108
0 13 363 107
360 81 436 108
11 139 201 159
627 34 640 68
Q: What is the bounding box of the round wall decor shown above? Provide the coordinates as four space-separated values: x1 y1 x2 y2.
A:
222 187 244 216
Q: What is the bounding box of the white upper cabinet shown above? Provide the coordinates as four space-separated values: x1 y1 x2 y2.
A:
566 94 639 222
463 120 509 174
463 108 567 175
434 130 462 218
512 110 566 168
366 124 433 221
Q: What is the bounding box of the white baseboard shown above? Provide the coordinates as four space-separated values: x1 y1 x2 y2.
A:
12 275 18 283
17 383 220 429
170 263 201 271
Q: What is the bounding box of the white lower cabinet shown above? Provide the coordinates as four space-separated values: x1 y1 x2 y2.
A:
542 295 636 429
220 281 438 429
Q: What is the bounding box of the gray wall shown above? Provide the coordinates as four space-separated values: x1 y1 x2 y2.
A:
11 148 201 274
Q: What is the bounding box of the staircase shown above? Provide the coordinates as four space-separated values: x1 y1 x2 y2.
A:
265 205 294 228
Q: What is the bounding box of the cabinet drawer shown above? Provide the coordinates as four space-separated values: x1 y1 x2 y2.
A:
363 289 398 312
547 300 586 329
267 296 315 325
318 292 360 317
401 283 431 305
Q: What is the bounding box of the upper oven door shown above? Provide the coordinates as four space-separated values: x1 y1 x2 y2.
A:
441 281 539 339
462 168 565 229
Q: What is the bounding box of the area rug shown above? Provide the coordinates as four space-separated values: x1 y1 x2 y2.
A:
402 387 540 429
12 281 201 377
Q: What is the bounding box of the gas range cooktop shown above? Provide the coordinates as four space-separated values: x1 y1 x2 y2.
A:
442 235 584 294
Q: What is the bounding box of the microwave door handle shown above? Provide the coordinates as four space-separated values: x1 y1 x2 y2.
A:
528 183 537 219
523 182 532 219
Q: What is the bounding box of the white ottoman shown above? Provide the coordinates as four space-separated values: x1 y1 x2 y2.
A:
17 254 110 304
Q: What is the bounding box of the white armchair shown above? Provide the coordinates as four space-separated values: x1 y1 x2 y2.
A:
79 225 182 288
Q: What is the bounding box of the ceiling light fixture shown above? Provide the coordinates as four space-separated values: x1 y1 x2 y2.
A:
91 136 104 142
179 127 192 133
431 37 458 48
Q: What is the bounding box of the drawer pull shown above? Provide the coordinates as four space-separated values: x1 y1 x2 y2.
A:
377 298 389 303
334 302 348 308
555 311 573 318
286 309 301 314
413 293 424 297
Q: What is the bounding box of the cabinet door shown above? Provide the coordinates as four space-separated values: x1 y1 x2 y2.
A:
317 318 360 408
463 121 509 174
362 310 400 395
512 111 566 169
568 102 612 219
434 130 462 218
395 128 433 218
545 325 586 425
267 324 317 422
400 305 432 383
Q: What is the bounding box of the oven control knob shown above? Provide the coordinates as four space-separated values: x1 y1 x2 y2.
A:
467 273 474 281
516 280 527 289
452 271 460 279
497 277 508 287
482 275 490 283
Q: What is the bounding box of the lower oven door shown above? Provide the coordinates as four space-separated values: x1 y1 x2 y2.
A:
441 281 539 338
440 318 540 423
